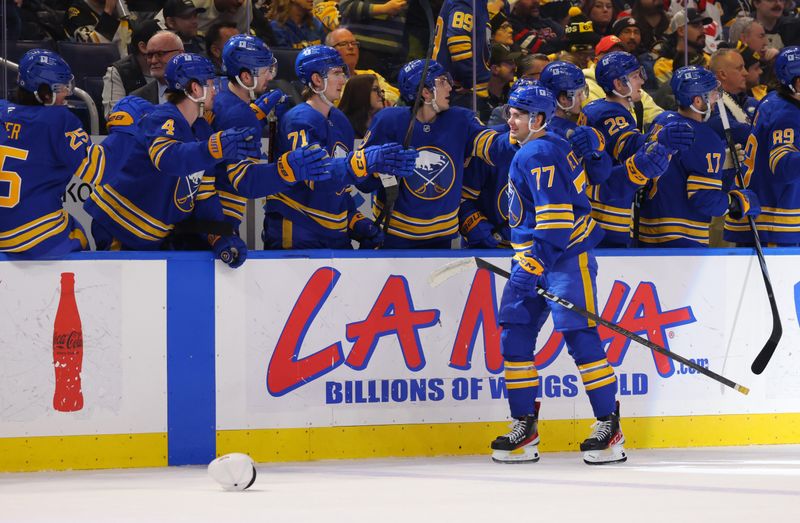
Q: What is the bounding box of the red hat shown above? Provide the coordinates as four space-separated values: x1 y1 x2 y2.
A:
595 35 623 55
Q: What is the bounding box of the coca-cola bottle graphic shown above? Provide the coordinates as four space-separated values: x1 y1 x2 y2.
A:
52 272 84 412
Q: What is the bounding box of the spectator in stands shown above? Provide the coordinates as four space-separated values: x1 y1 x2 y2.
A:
102 18 161 117
653 9 711 86
729 16 780 61
162 0 205 54
63 0 132 57
750 0 800 48
194 0 252 35
564 6 601 69
624 0 668 53
491 11 514 48
509 0 563 55
327 27 400 105
338 73 384 137
339 0 408 81
516 53 550 80
612 16 642 54
270 0 327 48
204 21 240 75
251 0 279 45
130 30 184 105
585 0 616 36
484 44 519 121
740 45 767 100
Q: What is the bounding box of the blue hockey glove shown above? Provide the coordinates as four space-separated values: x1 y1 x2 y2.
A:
625 142 669 184
251 89 287 122
209 234 248 268
509 254 544 296
107 95 154 135
208 127 261 162
350 215 384 249
656 121 694 152
277 145 332 183
728 189 761 219
348 143 419 179
463 218 499 249
568 126 605 159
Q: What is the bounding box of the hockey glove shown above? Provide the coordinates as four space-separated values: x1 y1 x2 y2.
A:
656 121 694 152
251 89 288 122
208 127 261 162
349 143 419 180
277 145 332 183
625 142 669 185
350 215 384 249
107 95 154 136
209 234 248 268
728 189 761 220
568 126 605 159
509 254 544 296
462 215 499 248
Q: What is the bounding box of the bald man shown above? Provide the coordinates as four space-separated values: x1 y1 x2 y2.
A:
708 48 758 148
326 27 400 106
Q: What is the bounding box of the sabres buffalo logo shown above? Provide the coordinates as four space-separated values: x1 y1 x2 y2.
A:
403 146 455 201
174 171 204 212
507 181 523 227
496 182 510 220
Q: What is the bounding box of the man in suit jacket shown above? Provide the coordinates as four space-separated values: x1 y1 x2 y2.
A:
131 30 184 105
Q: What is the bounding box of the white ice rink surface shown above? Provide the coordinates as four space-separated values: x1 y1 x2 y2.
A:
2 445 800 523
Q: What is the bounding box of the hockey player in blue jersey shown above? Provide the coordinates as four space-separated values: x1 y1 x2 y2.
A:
579 51 691 247
639 66 760 247
264 45 417 250
360 59 500 249
0 49 122 258
725 46 800 246
491 83 626 466
85 53 260 267
431 0 491 105
538 61 611 187
210 34 331 227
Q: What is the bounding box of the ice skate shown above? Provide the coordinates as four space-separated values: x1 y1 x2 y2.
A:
580 402 626 465
491 406 540 464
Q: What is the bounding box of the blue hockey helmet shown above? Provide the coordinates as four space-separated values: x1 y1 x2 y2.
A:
295 45 348 86
670 66 720 107
595 51 643 94
775 46 800 90
509 76 537 94
507 83 556 124
18 49 74 94
539 61 586 95
165 53 216 91
397 59 451 104
222 34 277 78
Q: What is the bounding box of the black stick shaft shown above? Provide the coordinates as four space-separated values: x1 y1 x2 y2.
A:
474 257 750 395
715 100 782 374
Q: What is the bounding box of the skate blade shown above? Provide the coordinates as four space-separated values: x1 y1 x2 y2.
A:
582 444 627 465
491 444 540 464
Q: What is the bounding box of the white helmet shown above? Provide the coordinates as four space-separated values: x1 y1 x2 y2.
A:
208 453 257 491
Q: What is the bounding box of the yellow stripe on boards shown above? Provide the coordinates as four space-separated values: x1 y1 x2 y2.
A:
216 413 800 462
0 433 167 472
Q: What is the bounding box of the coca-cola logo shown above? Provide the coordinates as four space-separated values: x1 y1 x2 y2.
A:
53 331 83 350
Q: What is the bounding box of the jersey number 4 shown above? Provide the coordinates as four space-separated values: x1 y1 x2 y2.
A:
0 145 29 208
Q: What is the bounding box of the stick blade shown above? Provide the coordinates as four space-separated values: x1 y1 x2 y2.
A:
428 258 476 287
750 325 783 374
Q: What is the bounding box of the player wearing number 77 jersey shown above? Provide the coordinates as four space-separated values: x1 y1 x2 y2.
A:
0 49 129 258
725 46 800 247
491 83 626 466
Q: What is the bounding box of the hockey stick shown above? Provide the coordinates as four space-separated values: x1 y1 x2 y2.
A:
715 99 782 375
374 0 435 237
429 256 750 395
